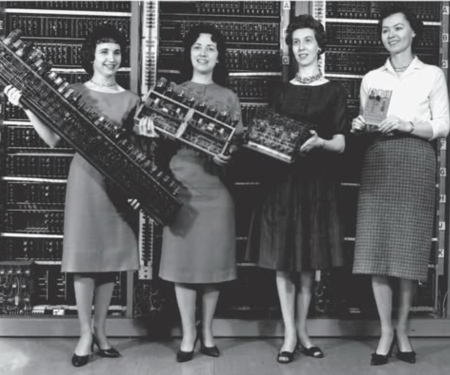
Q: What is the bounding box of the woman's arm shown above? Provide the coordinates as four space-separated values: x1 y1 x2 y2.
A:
416 68 450 140
300 129 346 154
301 84 348 154
23 109 61 148
322 134 345 153
369 69 449 140
359 75 369 116
4 85 61 148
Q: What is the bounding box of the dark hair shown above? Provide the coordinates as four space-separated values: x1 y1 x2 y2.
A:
180 24 228 86
378 5 423 51
285 14 326 55
81 24 127 76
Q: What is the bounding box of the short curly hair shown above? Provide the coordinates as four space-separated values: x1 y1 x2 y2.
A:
285 14 326 55
81 24 127 76
378 5 423 51
180 24 228 86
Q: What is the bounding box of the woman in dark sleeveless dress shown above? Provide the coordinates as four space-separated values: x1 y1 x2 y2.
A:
4 25 139 367
245 15 348 364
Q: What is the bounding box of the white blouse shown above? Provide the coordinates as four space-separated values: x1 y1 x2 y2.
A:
360 56 450 140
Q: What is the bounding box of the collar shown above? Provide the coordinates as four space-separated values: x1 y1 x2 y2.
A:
381 56 425 74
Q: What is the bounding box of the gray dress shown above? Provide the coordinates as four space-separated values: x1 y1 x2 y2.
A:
158 81 242 283
61 83 140 273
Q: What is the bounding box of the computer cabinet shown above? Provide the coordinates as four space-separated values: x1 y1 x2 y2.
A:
1 1 450 337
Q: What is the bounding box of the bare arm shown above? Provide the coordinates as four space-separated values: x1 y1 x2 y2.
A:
323 134 345 153
4 85 61 148
300 131 345 154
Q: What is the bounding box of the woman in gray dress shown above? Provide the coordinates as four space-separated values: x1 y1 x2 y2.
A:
352 5 449 366
138 24 242 362
4 25 139 367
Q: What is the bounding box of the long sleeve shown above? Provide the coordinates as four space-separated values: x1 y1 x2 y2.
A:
360 62 450 140
420 68 450 140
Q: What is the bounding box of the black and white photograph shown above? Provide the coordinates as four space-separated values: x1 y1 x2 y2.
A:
0 1 450 374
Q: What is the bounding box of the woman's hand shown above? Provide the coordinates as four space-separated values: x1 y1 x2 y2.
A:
213 153 231 166
378 116 413 134
4 85 23 107
351 115 366 134
136 116 159 138
299 130 324 154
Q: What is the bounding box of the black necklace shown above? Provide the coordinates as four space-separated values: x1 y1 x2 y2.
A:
295 71 322 84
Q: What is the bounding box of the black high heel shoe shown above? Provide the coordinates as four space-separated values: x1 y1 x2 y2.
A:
299 344 324 358
277 350 296 364
71 353 90 367
200 341 220 357
176 334 199 363
198 330 220 358
277 341 298 364
397 350 416 363
297 334 324 358
92 334 121 358
71 336 93 367
371 333 396 366
176 349 195 363
396 334 416 363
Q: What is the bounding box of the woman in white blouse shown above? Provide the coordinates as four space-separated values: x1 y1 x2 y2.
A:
352 5 449 366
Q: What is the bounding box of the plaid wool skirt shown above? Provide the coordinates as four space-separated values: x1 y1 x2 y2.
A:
352 135 436 281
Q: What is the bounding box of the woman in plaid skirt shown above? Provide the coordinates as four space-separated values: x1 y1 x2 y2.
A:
352 5 449 366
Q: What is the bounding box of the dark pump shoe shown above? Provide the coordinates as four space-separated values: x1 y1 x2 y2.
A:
198 332 220 358
200 343 220 357
177 335 199 363
395 331 416 364
397 350 416 364
176 349 194 363
92 334 121 358
371 351 391 366
71 353 90 367
371 336 396 366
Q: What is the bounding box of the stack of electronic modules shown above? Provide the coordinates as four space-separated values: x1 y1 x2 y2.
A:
135 78 317 163
134 77 241 157
245 107 317 163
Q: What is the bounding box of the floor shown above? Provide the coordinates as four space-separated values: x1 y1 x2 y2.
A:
1 337 450 375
